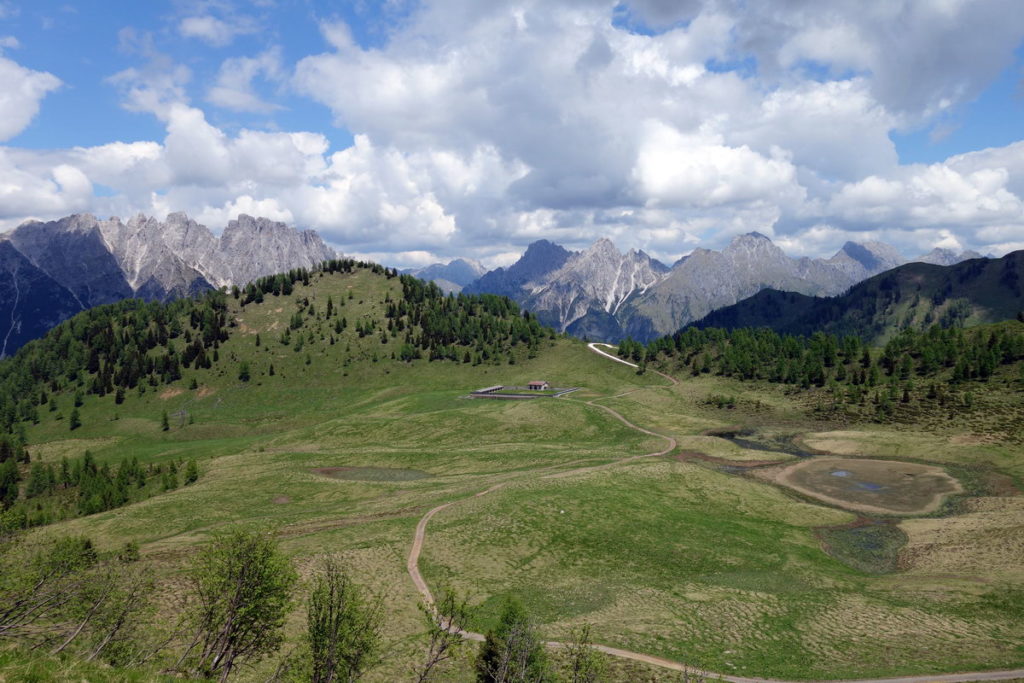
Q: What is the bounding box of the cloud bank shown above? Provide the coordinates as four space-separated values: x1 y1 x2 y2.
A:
1 0 1023 266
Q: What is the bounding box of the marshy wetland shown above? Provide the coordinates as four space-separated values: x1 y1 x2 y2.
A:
760 455 964 516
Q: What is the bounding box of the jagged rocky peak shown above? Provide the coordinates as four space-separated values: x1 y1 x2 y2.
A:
731 233 790 264
576 238 666 271
521 239 573 263
521 236 668 330
224 213 285 239
214 214 337 288
587 236 620 257
7 213 134 309
730 230 772 244
466 232 917 344
462 239 573 298
0 210 340 354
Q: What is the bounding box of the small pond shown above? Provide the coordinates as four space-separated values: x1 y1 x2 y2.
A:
773 456 962 515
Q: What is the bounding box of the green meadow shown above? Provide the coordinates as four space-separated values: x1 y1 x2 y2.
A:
5 267 1024 681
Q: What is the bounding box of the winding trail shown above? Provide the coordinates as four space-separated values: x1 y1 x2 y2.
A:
405 343 1024 683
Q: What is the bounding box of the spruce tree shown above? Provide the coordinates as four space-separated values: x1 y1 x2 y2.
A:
0 458 19 509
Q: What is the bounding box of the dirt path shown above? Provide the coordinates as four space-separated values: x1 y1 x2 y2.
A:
405 344 1024 683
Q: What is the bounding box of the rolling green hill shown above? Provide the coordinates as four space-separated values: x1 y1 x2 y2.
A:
690 250 1024 343
1 260 1023 681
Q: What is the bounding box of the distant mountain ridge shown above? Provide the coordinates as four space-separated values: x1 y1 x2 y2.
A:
917 247 985 266
464 233 975 342
403 258 487 294
1 212 337 356
689 251 1024 343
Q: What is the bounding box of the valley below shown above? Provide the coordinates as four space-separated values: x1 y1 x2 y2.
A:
1 266 1022 681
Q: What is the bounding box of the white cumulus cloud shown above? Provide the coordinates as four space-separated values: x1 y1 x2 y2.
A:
2 0 1024 265
0 55 61 142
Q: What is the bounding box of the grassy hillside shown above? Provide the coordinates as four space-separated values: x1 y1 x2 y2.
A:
1 262 1023 681
692 250 1024 343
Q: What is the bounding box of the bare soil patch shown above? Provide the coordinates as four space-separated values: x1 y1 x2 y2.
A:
158 387 184 400
312 466 432 482
768 456 963 516
196 385 216 399
672 451 786 469
272 495 291 504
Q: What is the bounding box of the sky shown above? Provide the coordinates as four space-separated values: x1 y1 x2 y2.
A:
1 0 1023 269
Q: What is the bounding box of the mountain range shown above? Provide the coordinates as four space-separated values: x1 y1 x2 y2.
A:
463 232 983 342
1 209 994 356
688 249 1024 343
0 213 336 356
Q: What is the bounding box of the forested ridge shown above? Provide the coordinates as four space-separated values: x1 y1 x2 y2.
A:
692 250 1024 343
622 320 1024 429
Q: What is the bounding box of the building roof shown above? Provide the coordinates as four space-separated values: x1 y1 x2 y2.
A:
528 380 548 385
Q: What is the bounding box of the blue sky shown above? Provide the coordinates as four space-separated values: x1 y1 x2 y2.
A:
1 0 1023 266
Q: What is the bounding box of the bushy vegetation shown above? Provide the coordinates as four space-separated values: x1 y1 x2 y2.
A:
0 534 152 667
0 528 605 683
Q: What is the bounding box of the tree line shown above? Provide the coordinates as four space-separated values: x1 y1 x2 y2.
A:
390 275 553 364
0 447 199 530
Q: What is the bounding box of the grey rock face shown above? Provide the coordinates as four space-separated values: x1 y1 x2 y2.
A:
827 241 905 276
469 232 914 342
96 214 212 302
8 214 133 308
522 238 668 334
0 211 339 354
97 212 336 296
619 234 909 341
211 214 337 288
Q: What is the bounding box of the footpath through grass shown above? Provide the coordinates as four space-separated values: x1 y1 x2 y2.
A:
6 268 1024 681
